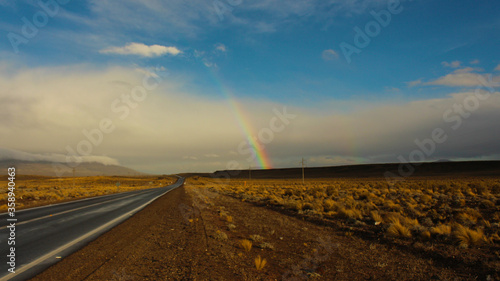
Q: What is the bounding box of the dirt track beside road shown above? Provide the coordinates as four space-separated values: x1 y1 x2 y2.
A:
31 185 497 280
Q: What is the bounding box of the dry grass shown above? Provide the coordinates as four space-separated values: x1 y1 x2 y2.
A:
240 239 252 252
431 224 451 236
187 177 500 247
250 234 264 242
451 224 484 248
254 255 267 270
370 211 383 224
387 219 412 238
214 230 228 241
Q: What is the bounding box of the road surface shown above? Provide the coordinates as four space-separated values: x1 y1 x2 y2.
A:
0 177 184 281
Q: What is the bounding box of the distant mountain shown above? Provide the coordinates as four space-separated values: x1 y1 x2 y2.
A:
0 160 145 177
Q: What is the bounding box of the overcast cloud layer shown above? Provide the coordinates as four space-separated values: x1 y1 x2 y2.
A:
1 64 499 174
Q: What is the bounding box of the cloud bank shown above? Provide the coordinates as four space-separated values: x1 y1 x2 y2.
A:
0 147 120 165
100 43 181 57
1 63 499 174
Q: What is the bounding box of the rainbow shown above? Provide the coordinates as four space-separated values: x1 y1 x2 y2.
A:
208 71 272 169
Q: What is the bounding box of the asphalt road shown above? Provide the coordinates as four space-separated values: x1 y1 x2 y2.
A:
0 176 184 281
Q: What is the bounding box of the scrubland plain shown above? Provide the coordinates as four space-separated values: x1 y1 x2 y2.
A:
25 175 500 279
194 177 500 248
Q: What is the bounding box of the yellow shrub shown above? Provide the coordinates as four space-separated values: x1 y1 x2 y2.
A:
387 219 411 238
431 224 452 236
240 239 252 252
452 224 484 248
370 211 383 223
338 208 362 220
255 255 267 270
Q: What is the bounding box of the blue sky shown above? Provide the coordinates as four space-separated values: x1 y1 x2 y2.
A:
1 0 499 174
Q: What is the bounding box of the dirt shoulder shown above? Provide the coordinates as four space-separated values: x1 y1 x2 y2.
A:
31 185 497 280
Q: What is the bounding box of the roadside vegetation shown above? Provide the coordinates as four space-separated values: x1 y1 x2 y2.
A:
189 176 500 248
0 175 176 211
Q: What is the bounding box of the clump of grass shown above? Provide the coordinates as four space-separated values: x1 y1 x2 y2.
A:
323 199 336 212
419 194 432 204
286 201 302 211
240 239 252 252
431 224 452 237
457 212 477 227
302 202 314 211
250 234 264 242
259 242 274 250
337 207 362 220
420 230 431 240
370 211 383 224
387 219 411 238
214 230 228 241
226 216 233 223
255 255 267 270
481 199 495 208
451 224 484 248
227 223 236 231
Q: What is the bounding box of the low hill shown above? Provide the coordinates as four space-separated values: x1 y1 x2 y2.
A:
0 160 145 177
212 160 500 179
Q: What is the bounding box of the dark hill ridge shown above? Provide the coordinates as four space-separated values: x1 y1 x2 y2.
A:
212 160 500 179
0 160 145 177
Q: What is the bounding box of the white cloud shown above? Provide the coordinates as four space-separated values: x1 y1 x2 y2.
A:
2 63 499 174
406 79 422 87
441 61 461 68
203 60 216 68
427 73 483 87
322 49 339 61
470 59 480 65
495 64 500 71
0 147 119 165
426 68 498 87
100 43 181 57
452 67 483 74
215 43 227 52
61 0 390 40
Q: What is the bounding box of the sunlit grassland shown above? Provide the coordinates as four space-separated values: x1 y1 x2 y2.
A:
188 177 500 248
0 175 176 211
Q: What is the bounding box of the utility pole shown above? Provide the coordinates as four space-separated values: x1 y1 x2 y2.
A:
72 167 76 188
300 158 306 184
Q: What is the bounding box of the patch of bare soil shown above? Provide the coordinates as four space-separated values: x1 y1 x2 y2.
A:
31 185 498 280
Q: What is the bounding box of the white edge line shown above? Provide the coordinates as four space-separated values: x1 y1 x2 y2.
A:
0 180 178 216
0 190 152 230
0 181 182 281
